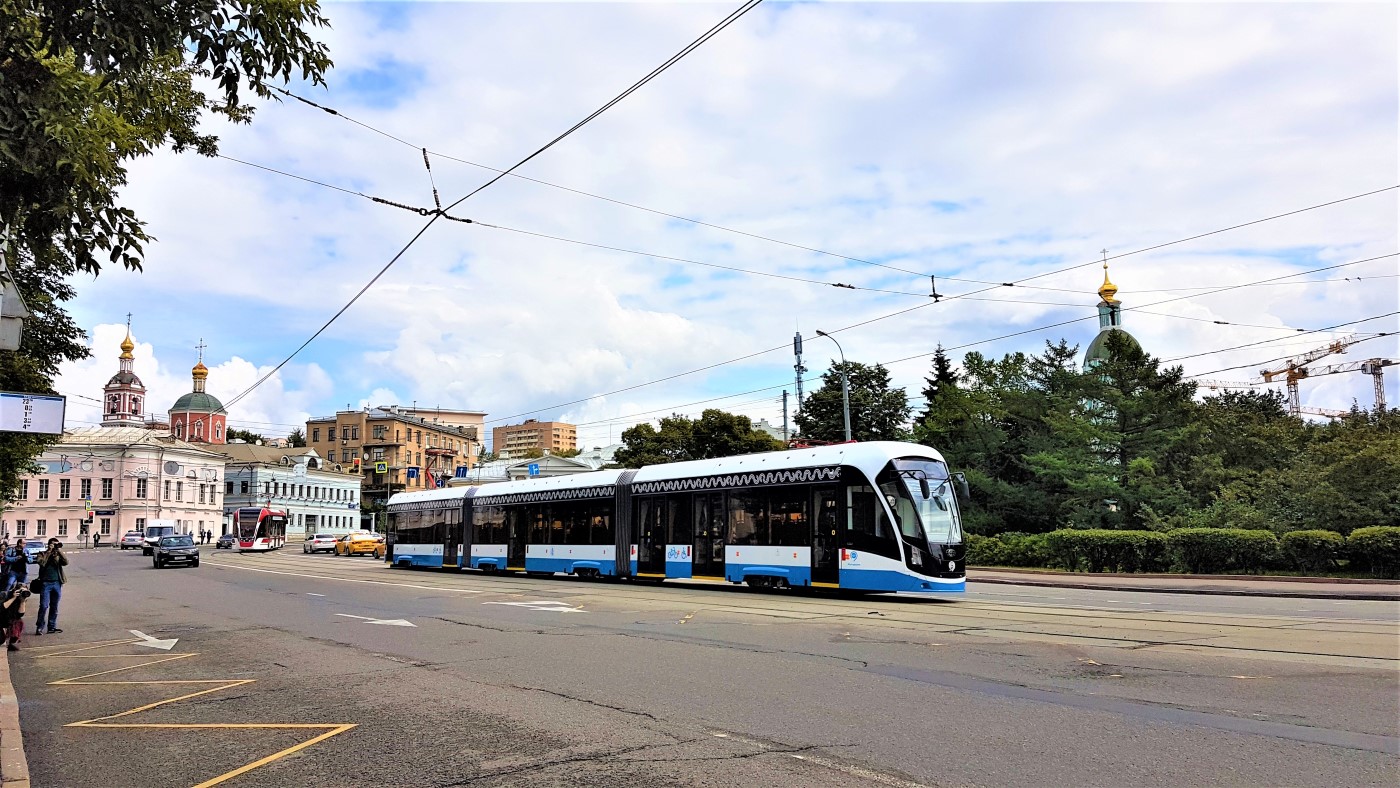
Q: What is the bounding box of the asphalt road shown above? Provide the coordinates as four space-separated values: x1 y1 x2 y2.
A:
11 547 1399 788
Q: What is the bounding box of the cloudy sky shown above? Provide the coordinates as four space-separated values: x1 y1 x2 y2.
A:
55 1 1398 450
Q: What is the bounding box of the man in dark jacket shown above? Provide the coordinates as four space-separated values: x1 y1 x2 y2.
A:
34 539 67 636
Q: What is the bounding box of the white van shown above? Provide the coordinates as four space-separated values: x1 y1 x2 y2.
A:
141 520 180 555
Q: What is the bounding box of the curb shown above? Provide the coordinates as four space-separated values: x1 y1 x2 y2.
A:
972 566 1400 585
968 576 1400 601
0 651 30 788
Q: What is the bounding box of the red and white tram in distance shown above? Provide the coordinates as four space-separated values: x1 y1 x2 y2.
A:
234 507 289 552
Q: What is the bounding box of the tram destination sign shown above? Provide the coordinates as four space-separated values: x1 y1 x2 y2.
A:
0 391 65 434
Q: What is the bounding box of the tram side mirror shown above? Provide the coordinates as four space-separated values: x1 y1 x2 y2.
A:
952 472 970 502
919 477 931 499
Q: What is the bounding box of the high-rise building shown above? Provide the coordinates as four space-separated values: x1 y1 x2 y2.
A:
491 419 577 458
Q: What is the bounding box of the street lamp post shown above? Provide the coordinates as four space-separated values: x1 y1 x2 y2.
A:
814 330 852 443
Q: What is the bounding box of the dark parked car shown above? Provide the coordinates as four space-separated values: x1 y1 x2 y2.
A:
215 533 237 549
153 534 200 569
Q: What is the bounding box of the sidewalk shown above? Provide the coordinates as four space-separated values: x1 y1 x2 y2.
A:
970 567 1400 601
0 651 28 788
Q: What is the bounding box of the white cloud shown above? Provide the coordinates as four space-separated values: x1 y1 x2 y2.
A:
55 2 1397 443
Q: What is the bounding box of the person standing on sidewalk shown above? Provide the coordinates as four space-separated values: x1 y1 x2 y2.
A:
1 585 27 651
34 539 66 636
3 542 27 595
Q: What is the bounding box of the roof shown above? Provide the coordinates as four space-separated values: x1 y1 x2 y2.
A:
472 469 627 498
56 426 225 457
1083 327 1140 370
629 441 946 482
170 391 226 413
105 370 145 388
217 443 331 467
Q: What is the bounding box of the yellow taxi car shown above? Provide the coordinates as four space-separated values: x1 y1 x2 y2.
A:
373 540 388 560
335 532 382 557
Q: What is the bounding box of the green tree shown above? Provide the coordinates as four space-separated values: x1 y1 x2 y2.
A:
0 0 331 501
287 428 306 448
226 429 265 445
795 361 910 443
614 409 783 468
918 345 960 422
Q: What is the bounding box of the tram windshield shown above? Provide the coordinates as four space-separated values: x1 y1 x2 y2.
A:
885 458 963 545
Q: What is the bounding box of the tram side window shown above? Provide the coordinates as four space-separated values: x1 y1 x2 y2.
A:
727 491 766 545
665 495 691 545
547 504 566 545
474 505 502 544
768 487 809 547
526 504 548 544
589 502 612 546
846 484 902 560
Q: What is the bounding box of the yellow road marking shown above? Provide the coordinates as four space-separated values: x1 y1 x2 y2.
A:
37 641 356 786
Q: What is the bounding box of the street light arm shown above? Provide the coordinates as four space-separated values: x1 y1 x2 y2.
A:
814 330 853 443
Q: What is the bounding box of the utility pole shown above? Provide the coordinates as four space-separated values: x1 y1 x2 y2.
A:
793 332 806 410
781 390 789 443
815 330 852 443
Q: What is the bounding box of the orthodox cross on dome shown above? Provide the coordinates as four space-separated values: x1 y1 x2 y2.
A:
195 337 206 364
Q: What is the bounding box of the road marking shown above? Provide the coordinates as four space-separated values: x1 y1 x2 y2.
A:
37 639 356 786
483 600 585 613
307 593 325 597
334 613 417 627
129 629 179 650
204 559 483 594
678 612 696 625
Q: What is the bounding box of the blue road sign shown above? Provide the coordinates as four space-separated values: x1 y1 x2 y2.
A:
527 463 540 477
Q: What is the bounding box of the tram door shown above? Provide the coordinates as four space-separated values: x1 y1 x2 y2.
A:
812 486 840 585
442 510 461 568
692 493 726 580
636 498 666 575
506 509 527 570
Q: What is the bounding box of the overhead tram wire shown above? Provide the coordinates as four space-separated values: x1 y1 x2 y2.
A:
1169 312 1398 366
214 0 766 416
508 255 1400 434
481 228 1399 427
269 83 1399 287
1186 332 1397 379
210 151 1400 317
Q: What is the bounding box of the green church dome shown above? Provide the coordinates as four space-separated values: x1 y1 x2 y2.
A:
170 391 225 413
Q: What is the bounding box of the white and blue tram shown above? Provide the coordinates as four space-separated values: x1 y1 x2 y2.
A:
384 441 967 594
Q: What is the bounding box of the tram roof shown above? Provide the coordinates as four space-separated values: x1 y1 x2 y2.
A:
386 486 472 508
471 469 627 499
630 440 945 482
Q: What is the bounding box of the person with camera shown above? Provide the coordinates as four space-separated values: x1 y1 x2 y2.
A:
1 584 29 651
33 538 67 636
3 540 27 595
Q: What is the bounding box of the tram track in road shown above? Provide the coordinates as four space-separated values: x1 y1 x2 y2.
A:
203 551 1399 666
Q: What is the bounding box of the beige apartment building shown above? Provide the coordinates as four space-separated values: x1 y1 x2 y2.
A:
305 405 483 514
491 419 577 458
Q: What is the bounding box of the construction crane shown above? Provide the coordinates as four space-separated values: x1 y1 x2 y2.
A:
1291 358 1396 411
1196 379 1262 392
1299 406 1349 420
1258 334 1361 416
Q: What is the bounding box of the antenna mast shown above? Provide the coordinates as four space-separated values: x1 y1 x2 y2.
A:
793 332 806 410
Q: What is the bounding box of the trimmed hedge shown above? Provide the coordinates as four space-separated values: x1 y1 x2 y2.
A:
1279 529 1344 574
1042 529 1168 573
1166 528 1278 574
967 532 1048 567
1347 526 1400 579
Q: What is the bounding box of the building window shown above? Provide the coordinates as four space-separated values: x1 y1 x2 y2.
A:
101 518 111 535
135 517 145 532
373 425 386 440
199 484 206 504
342 426 350 441
17 480 26 500
58 519 68 537
371 448 385 461
136 478 148 499
240 481 249 494
416 430 422 445
102 478 113 498
164 480 171 500
226 481 233 495
351 426 359 440
215 425 222 441
37 479 49 500
343 449 354 462
194 421 203 439
312 427 320 442
176 481 183 501
80 478 91 499
15 521 25 536
59 478 71 499
36 520 46 536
